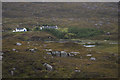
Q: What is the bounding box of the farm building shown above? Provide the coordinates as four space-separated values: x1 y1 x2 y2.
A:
13 28 27 32
40 25 58 30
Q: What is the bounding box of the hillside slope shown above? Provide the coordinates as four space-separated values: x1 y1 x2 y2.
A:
3 2 118 18
2 2 118 39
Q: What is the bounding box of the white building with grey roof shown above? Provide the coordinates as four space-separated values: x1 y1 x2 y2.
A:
13 28 27 32
40 25 58 30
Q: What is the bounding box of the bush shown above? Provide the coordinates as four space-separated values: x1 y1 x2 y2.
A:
42 28 66 39
42 27 104 39
64 33 76 39
68 27 104 38
34 27 40 31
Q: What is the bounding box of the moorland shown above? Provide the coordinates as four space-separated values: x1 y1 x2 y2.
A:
2 2 118 78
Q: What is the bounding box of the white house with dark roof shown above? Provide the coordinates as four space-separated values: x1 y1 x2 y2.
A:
40 25 58 30
13 28 27 32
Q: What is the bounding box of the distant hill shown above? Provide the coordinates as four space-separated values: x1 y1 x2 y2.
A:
3 2 118 18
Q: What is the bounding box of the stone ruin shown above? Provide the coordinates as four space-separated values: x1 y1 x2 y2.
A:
46 50 79 57
47 51 68 57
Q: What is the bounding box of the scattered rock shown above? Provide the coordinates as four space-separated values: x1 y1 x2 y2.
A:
86 54 92 57
106 32 111 35
29 48 37 53
70 52 79 55
16 51 18 52
0 56 2 60
95 24 98 26
29 49 34 51
13 68 16 71
43 56 47 59
48 51 68 57
45 49 52 51
55 51 61 57
12 49 18 52
47 52 52 55
109 42 118 44
75 69 81 72
104 40 107 42
27 42 30 44
11 70 14 76
43 63 53 71
90 57 96 61
51 51 56 55
43 44 47 47
16 42 22 46
12 49 16 51
61 51 68 57
0 52 3 56
68 53 74 56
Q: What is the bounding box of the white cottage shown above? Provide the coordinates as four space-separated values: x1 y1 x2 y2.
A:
13 28 27 32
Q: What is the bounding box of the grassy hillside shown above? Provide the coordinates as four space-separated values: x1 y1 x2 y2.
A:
2 31 118 78
2 2 118 18
2 2 118 40
2 2 118 32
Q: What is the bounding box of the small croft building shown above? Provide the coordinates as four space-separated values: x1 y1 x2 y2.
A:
40 25 58 30
13 28 27 32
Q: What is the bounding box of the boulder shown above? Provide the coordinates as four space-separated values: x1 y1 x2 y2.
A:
75 69 81 72
16 43 22 46
27 42 30 44
11 70 14 76
45 49 52 51
86 54 92 57
0 52 3 56
106 32 111 35
13 68 16 71
43 44 47 47
55 51 61 57
43 56 47 59
51 51 56 56
47 52 52 55
70 52 79 55
0 56 2 60
43 63 53 71
12 49 16 51
68 53 74 56
29 48 36 53
16 51 18 52
61 51 67 57
50 51 68 57
90 57 96 61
